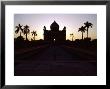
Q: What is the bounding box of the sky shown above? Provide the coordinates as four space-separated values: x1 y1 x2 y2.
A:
14 14 97 41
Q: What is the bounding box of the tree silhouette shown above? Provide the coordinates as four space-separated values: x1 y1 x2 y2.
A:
15 24 23 36
23 25 30 40
84 21 93 38
70 33 74 41
31 31 37 40
78 26 86 40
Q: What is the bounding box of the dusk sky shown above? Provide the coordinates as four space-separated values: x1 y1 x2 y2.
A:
14 14 97 41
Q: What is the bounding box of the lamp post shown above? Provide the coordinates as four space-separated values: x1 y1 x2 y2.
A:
70 33 74 41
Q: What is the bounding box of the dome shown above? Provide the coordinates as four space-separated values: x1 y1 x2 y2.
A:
50 21 59 31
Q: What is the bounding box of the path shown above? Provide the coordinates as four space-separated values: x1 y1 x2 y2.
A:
14 45 97 76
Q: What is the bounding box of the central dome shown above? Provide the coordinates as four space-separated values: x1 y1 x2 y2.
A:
50 21 59 31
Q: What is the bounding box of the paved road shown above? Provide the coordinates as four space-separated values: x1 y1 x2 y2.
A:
14 45 97 76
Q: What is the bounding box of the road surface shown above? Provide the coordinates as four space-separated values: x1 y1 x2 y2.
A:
14 45 97 76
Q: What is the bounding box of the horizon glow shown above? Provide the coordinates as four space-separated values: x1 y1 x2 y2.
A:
14 14 97 41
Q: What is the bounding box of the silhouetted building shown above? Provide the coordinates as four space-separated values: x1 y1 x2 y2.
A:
43 21 66 43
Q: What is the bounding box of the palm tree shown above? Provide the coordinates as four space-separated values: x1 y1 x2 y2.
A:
23 25 30 40
70 33 74 41
15 24 23 36
78 26 86 40
31 31 37 40
84 21 93 38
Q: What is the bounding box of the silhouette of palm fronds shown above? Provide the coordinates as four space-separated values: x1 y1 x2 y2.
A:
84 21 93 38
23 25 30 40
15 24 23 36
78 26 86 40
31 31 37 40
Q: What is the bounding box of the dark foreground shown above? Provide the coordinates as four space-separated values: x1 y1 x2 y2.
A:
14 45 97 76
